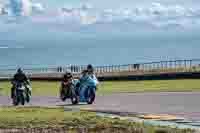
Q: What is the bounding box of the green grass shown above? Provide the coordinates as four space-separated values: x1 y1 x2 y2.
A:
99 79 200 94
0 81 60 96
1 79 200 96
0 107 115 128
0 107 194 133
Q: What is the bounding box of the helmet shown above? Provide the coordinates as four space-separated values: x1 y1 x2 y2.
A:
64 72 72 79
87 64 93 69
87 64 94 72
17 68 23 73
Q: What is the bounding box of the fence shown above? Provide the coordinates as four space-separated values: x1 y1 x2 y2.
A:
0 59 200 78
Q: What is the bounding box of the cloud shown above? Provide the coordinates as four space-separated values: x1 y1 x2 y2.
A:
0 3 4 15
0 0 44 16
8 0 31 16
32 3 45 13
1 1 200 30
60 4 97 25
56 3 200 29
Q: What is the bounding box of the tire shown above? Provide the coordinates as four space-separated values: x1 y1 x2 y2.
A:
71 96 78 105
21 96 25 105
19 91 25 105
70 89 79 105
87 88 95 104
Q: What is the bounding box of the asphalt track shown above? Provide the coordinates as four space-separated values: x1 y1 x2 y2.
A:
0 92 200 121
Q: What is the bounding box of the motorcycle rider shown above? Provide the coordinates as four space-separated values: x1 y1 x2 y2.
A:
86 64 99 86
11 68 30 99
61 72 73 86
78 64 99 90
60 72 73 97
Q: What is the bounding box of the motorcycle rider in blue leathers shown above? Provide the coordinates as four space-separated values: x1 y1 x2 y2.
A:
78 65 99 87
75 64 98 102
86 64 99 87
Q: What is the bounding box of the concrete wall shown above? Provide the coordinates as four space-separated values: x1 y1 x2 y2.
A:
1 71 200 82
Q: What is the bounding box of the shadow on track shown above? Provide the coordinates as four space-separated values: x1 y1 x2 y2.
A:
56 103 88 107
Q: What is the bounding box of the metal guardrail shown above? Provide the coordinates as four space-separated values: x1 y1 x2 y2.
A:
0 59 200 78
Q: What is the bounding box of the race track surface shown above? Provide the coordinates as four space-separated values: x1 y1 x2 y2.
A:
1 92 200 121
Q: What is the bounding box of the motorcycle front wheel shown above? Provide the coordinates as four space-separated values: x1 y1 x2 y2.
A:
70 89 79 105
19 90 25 105
87 88 96 104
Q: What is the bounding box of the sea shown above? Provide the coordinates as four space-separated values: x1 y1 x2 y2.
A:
0 0 200 68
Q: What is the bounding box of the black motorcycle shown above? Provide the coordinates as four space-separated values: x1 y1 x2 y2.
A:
59 79 79 105
13 82 31 106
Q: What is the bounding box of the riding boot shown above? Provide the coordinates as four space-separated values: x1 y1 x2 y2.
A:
29 90 31 96
25 88 31 103
11 87 14 99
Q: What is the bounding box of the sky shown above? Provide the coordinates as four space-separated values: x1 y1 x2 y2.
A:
0 0 199 44
0 0 198 47
0 0 200 67
0 0 199 45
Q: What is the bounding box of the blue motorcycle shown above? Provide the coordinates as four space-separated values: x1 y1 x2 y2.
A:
74 75 98 104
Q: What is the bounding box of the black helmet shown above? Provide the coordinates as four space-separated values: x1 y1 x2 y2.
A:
17 68 23 73
64 72 72 79
87 64 94 71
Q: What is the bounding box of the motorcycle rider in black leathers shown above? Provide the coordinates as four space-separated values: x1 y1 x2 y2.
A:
61 72 73 87
11 68 30 99
60 72 73 97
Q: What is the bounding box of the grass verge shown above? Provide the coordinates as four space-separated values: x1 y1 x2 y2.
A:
0 107 195 133
1 79 200 96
